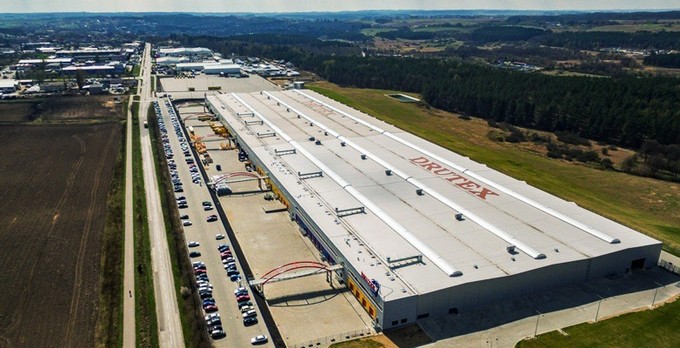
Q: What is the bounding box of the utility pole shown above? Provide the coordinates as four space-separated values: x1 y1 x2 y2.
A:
534 310 541 338
595 294 604 322
651 282 663 307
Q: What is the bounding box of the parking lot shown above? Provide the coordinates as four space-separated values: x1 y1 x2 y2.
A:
177 101 375 347
154 99 273 347
158 74 279 100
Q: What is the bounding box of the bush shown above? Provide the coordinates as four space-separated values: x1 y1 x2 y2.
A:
487 130 505 142
576 150 601 163
556 131 591 146
506 130 527 143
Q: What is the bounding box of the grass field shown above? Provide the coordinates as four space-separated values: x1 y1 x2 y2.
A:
360 28 396 36
131 100 159 348
95 124 126 348
307 82 680 254
330 338 385 348
517 298 680 348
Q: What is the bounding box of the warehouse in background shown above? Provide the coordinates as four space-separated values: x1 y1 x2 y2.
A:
205 90 662 330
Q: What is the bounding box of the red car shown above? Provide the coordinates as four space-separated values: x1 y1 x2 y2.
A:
204 304 218 313
236 294 250 302
220 252 232 258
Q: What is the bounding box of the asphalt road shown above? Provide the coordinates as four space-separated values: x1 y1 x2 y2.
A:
122 50 137 348
138 43 185 348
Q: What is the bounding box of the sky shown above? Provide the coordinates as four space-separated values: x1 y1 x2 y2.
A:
3 0 680 13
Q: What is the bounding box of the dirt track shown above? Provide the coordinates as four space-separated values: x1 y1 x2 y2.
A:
0 123 121 348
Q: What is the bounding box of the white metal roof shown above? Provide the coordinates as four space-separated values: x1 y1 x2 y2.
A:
207 90 661 301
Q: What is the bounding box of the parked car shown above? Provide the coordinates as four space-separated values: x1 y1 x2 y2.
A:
189 251 201 258
183 220 192 226
205 313 220 321
243 310 257 319
210 329 226 339
251 334 268 345
180 214 189 220
238 301 253 309
188 241 200 247
215 234 225 240
206 215 218 222
202 201 212 206
203 304 218 312
199 291 213 299
243 317 258 326
206 317 222 327
236 294 250 302
230 274 241 282
204 205 214 211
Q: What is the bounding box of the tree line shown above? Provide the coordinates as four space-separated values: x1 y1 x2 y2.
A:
643 53 680 68
176 34 680 149
289 56 680 148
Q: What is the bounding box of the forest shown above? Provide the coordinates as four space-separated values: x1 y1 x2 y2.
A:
175 34 680 152
538 31 680 50
317 57 679 148
643 53 680 68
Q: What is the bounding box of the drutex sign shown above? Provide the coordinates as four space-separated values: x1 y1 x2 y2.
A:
409 157 499 200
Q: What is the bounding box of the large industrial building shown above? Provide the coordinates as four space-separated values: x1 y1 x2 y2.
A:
204 90 662 330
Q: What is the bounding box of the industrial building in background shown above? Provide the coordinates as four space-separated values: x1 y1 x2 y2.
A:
205 89 662 330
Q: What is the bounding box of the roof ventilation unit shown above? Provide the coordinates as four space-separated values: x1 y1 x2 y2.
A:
507 245 517 254
308 136 315 141
297 114 301 118
315 140 322 145
340 142 346 147
385 169 392 176
455 213 464 221
361 154 367 160
416 188 424 196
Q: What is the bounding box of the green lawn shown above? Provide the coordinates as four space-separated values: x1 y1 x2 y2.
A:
131 101 159 348
329 338 384 348
307 82 680 254
517 298 680 348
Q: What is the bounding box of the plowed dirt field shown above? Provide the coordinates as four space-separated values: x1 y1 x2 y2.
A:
0 123 121 348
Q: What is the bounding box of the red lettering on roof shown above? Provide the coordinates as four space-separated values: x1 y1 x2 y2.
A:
409 157 498 200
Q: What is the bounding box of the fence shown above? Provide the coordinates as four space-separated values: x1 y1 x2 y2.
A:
289 329 374 348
